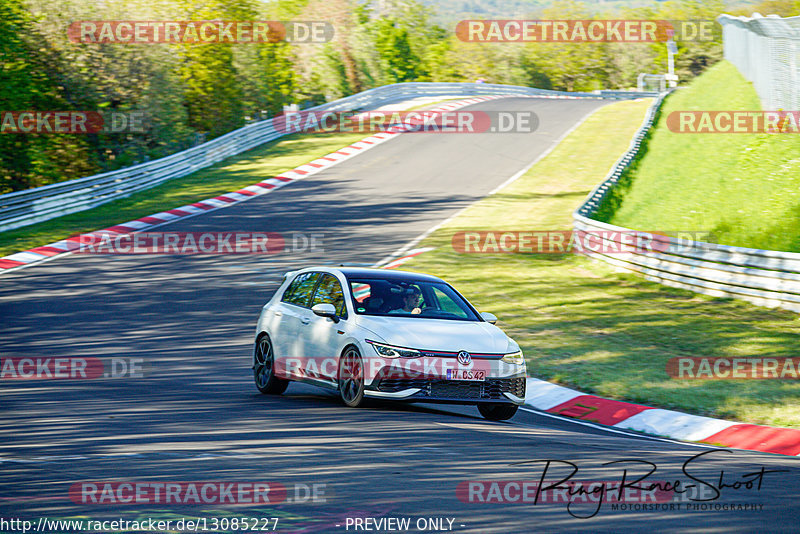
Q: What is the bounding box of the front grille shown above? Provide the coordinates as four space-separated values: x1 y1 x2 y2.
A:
377 378 430 392
496 377 526 398
377 377 525 400
430 380 484 399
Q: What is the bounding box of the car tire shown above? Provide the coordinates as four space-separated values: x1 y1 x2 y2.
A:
338 346 365 408
478 403 519 421
254 335 289 395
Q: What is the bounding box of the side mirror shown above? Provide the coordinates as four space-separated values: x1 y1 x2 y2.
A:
312 303 339 322
480 312 497 324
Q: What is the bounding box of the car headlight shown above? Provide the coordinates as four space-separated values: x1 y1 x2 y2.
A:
367 341 421 358
501 351 524 365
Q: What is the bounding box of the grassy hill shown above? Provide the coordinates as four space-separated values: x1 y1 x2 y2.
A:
600 60 800 252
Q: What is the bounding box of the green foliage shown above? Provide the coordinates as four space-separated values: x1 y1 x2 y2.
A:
1 0 729 194
374 19 420 83
180 43 245 137
0 0 97 193
237 41 297 118
731 0 800 17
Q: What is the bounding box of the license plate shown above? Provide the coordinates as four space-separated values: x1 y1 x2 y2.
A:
446 369 485 381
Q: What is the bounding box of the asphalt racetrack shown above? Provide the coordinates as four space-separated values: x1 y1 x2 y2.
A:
1 97 797 533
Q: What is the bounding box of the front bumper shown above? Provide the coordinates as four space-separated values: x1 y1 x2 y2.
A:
359 347 526 405
364 376 526 405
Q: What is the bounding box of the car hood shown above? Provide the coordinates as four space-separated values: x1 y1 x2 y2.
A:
355 315 516 354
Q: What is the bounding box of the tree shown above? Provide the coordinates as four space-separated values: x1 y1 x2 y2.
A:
0 0 96 192
374 19 420 83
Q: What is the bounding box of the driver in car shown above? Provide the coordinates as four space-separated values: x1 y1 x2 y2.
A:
389 286 423 315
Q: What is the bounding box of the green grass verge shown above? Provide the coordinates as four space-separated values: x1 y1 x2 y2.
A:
399 98 800 429
601 61 800 252
0 132 370 257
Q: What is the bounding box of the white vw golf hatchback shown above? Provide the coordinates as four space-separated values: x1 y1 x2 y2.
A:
253 267 526 420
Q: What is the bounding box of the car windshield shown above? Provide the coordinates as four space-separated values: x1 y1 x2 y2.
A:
346 277 480 321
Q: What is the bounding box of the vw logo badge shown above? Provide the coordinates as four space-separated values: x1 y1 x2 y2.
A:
457 351 472 365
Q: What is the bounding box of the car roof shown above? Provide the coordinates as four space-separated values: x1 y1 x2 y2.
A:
291 266 446 284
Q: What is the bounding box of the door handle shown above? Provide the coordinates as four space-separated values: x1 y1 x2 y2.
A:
300 317 311 325
274 311 282 316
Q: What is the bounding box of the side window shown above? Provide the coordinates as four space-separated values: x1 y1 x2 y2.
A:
281 272 320 308
311 274 347 318
432 287 469 318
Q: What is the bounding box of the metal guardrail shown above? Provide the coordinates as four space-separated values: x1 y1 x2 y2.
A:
573 92 800 313
0 82 656 233
717 13 800 110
